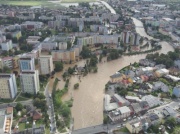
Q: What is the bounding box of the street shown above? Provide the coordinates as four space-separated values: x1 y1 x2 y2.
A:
44 82 57 133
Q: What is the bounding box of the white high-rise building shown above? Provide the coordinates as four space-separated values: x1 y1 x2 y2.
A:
0 74 17 99
38 55 54 75
20 70 39 94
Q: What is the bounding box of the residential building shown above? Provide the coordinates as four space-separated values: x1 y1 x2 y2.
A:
0 74 17 99
121 31 131 44
147 113 160 125
141 95 162 108
139 59 155 67
1 40 12 51
59 42 67 50
2 57 13 69
175 18 180 27
0 107 14 134
11 31 22 40
104 94 118 112
21 21 43 30
173 85 180 98
126 117 150 134
153 81 169 92
174 60 180 69
131 103 142 114
77 35 119 46
26 36 40 45
155 68 169 77
20 70 40 94
41 37 58 51
18 13 35 20
165 75 180 82
19 57 35 72
113 94 130 106
51 49 76 62
38 55 54 75
110 72 126 83
130 33 141 45
109 106 132 122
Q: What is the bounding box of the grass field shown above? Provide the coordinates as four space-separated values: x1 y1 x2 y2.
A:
0 1 49 6
61 0 96 3
0 0 97 6
0 0 66 9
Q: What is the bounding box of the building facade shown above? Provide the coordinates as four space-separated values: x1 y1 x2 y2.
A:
0 74 17 99
20 70 40 94
38 55 54 75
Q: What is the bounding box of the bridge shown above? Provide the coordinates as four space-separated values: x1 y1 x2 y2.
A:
72 124 107 134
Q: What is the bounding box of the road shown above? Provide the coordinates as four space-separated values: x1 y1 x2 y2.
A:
72 123 129 134
0 99 32 109
99 1 116 14
44 82 57 133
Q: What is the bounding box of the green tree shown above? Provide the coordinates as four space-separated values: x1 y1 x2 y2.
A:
68 67 74 75
3 66 11 73
103 115 108 124
165 117 176 126
74 83 79 89
118 89 128 97
54 61 63 72
61 104 70 118
80 46 91 58
89 55 98 67
15 103 23 111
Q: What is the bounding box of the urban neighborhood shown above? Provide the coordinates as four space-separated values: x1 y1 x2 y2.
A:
0 0 179 134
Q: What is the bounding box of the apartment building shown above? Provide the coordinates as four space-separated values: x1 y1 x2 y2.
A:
38 55 54 75
21 21 43 30
1 40 12 51
0 107 14 134
121 31 131 44
0 74 17 99
130 33 141 45
51 49 76 62
19 57 35 72
77 35 119 46
2 57 13 69
20 70 39 94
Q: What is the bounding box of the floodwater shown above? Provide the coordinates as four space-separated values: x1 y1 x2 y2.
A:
131 17 154 40
48 17 174 130
61 41 174 130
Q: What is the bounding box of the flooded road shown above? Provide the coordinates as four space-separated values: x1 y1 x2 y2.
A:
49 17 174 130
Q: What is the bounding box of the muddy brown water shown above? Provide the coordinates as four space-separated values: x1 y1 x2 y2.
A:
48 17 174 130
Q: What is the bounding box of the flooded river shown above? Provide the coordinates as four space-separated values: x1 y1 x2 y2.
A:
62 42 174 130
48 17 174 130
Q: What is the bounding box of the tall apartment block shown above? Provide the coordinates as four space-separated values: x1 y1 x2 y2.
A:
19 57 35 72
20 70 39 94
0 74 17 99
130 33 141 46
19 56 40 94
38 55 54 75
